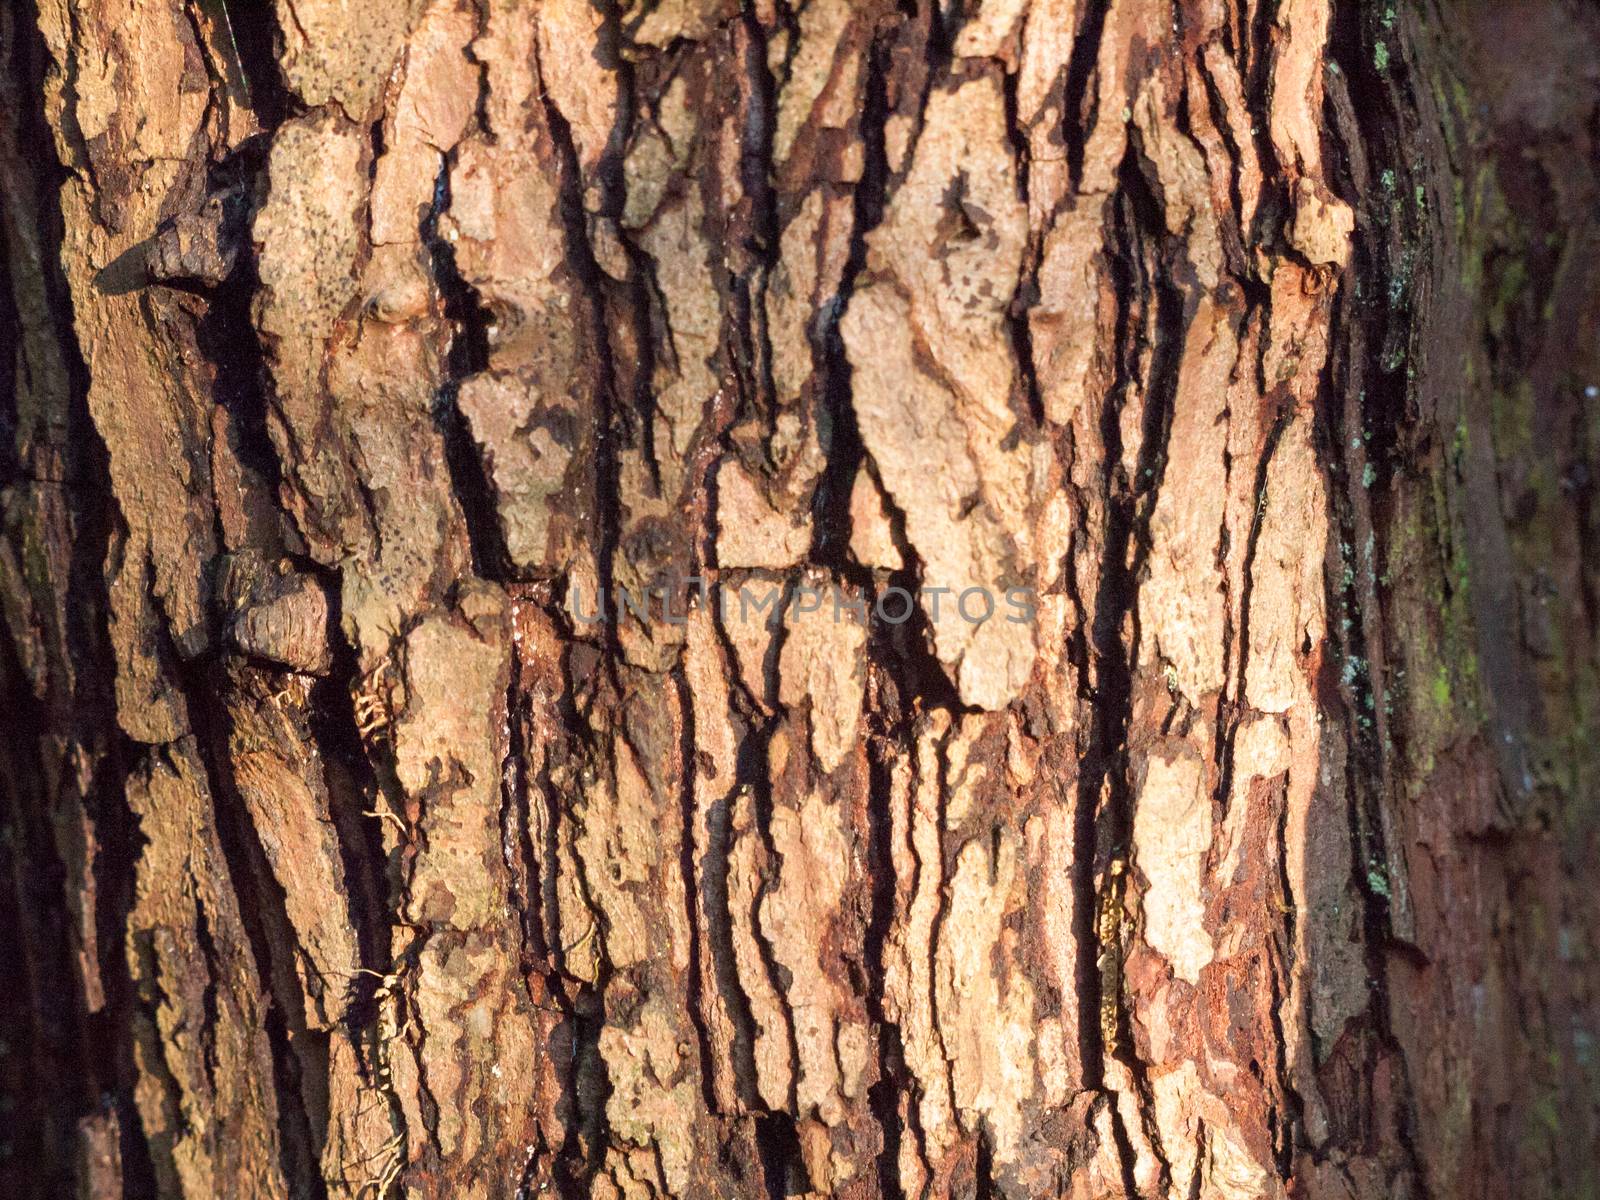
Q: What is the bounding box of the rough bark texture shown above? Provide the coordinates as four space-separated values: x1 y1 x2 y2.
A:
3 1 1598 1198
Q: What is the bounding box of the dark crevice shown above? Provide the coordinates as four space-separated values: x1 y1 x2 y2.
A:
532 11 632 682
423 161 512 580
543 739 611 1200
700 778 764 1109
306 618 392 1022
878 557 971 716
754 1111 807 1199
1266 777 1304 1177
670 665 724 1115
84 729 156 1200
171 652 327 1200
0 0 147 1189
864 714 908 1200
502 599 586 1198
1070 146 1186 1200
1062 0 1111 190
499 597 554 982
193 131 299 569
577 0 661 502
1105 1097 1143 1199
1071 169 1141 1092
728 579 806 1122
1213 409 1291 819
189 890 225 1098
921 728 960 1126
1196 58 1254 277
1245 0 1287 233
528 14 636 1141
811 32 893 568
733 6 782 439
208 0 297 128
1107 146 1188 1200
974 1122 994 1199
1000 56 1046 431
0 624 99 1197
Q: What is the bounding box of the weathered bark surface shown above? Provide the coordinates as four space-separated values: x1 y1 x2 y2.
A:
3 1 1598 1198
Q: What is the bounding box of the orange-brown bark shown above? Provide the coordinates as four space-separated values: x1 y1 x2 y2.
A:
2 1 1598 1198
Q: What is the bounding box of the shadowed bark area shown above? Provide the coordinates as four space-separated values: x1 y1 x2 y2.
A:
1 0 1597 1198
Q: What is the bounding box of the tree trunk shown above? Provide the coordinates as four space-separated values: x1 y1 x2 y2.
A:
3 0 1598 1197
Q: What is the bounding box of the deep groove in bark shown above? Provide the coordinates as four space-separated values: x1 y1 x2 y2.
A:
533 28 629 662
813 31 892 568
1 1 150 1189
1215 409 1291 818
669 664 723 1114
423 161 512 581
176 654 327 1200
864 712 908 1200
1062 0 1112 189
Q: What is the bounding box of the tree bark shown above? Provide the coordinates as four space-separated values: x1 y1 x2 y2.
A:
3 0 1598 1197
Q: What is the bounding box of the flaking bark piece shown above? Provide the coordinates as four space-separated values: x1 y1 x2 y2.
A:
145 189 246 286
215 550 334 675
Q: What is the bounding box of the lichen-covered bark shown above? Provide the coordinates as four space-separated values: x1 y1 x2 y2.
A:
2 1 1598 1198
